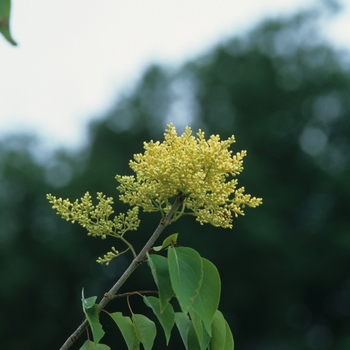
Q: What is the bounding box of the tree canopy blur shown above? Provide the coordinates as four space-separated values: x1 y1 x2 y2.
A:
1 4 350 350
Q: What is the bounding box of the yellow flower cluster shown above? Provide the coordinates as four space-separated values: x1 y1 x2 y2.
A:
47 124 261 263
96 246 120 265
116 124 262 228
46 192 140 240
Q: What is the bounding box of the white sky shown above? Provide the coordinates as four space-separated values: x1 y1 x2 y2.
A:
1 0 349 151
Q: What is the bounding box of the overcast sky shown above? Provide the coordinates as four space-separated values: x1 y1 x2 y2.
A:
1 0 349 151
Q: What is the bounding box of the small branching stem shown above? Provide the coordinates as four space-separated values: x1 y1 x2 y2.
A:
118 235 137 258
58 195 183 350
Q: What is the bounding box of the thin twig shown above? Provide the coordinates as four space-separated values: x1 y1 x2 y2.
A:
109 290 159 299
59 195 183 350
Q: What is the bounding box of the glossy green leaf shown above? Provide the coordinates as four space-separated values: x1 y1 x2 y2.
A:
81 289 104 345
209 310 234 350
153 233 179 251
143 296 175 345
191 258 221 335
132 314 156 350
168 247 203 313
110 312 140 350
79 340 110 350
147 253 174 311
0 0 17 45
190 308 211 350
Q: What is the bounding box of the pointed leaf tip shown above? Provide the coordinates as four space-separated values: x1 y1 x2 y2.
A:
144 296 175 345
0 0 17 45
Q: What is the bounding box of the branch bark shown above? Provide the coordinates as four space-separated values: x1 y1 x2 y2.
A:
59 195 183 350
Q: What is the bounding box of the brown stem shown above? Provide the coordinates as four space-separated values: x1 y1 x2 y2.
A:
109 290 158 299
59 195 183 350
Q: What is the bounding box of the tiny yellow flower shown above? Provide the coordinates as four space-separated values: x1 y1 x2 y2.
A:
116 123 262 228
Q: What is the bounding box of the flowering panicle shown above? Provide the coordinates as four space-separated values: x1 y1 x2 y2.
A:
47 124 262 264
46 192 140 263
116 123 262 228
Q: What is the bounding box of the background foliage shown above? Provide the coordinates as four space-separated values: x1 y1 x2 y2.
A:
1 4 350 350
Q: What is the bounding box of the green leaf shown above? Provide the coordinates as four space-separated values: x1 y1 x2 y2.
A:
147 253 174 311
209 310 234 350
175 312 201 350
174 312 191 350
110 312 140 350
81 289 104 345
143 296 175 345
223 319 234 350
79 340 110 350
82 294 97 309
191 258 221 335
132 314 156 350
168 247 203 313
0 0 17 45
187 318 202 350
153 233 179 251
209 310 226 350
189 308 211 350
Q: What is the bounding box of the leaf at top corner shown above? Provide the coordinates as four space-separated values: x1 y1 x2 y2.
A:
168 246 203 313
0 0 17 45
147 253 174 311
